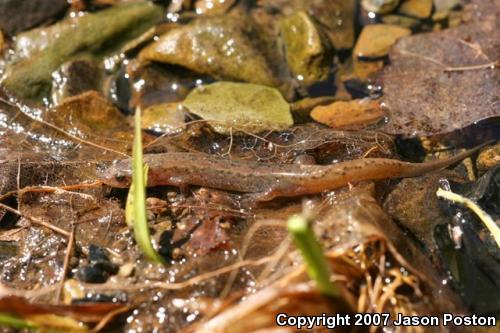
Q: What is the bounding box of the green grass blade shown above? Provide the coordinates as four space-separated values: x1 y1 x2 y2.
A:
131 108 166 265
0 313 38 329
125 164 149 228
287 215 339 297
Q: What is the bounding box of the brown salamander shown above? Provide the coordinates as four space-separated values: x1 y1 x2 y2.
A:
99 142 490 201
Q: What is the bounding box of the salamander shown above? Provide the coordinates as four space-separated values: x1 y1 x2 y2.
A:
99 143 490 201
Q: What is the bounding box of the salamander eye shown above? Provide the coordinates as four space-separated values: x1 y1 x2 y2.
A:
114 174 127 183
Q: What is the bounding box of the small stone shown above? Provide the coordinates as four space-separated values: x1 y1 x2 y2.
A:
139 16 281 89
353 24 411 59
77 266 110 284
63 279 85 304
307 0 357 50
362 0 400 14
280 11 331 84
353 59 385 81
311 99 386 130
0 0 68 35
146 197 169 215
477 142 500 171
382 14 421 29
118 263 135 278
433 0 461 12
399 0 433 18
51 59 102 105
141 103 186 134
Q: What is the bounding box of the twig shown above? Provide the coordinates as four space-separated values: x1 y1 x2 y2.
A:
0 203 70 238
444 60 499 72
92 305 131 332
56 225 76 302
84 255 280 292
0 181 102 202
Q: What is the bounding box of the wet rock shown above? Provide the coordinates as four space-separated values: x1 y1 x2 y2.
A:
88 244 110 263
311 98 386 130
77 266 110 284
384 170 466 261
353 24 411 60
433 0 461 13
399 0 433 18
377 17 499 136
139 16 283 90
254 0 356 50
361 0 400 14
128 63 215 109
435 168 500 314
2 2 163 102
142 103 186 134
183 82 293 134
280 12 331 84
77 244 119 283
51 59 103 105
353 59 385 81
194 0 236 15
0 0 68 35
307 0 357 50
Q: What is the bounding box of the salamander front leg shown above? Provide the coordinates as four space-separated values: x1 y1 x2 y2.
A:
246 184 294 203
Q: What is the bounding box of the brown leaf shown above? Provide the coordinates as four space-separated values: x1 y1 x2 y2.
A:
378 16 499 136
0 295 125 323
46 91 132 154
311 98 387 130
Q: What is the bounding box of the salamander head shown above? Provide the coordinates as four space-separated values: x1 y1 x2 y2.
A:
97 159 132 188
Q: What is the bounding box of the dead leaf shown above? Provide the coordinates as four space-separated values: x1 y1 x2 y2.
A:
378 17 499 136
311 99 387 130
0 295 125 323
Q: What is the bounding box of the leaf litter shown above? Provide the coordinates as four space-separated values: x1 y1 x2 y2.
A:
0 0 498 332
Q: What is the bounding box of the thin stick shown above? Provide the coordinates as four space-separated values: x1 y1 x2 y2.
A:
92 305 131 332
0 203 70 238
0 181 102 202
56 225 76 302
84 255 280 292
444 60 499 72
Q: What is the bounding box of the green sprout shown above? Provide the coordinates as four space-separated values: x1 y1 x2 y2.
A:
287 215 339 297
126 108 166 265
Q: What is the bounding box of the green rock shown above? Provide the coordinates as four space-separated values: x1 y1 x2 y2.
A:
280 12 331 84
2 2 163 102
139 16 281 90
183 82 293 134
306 0 357 50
